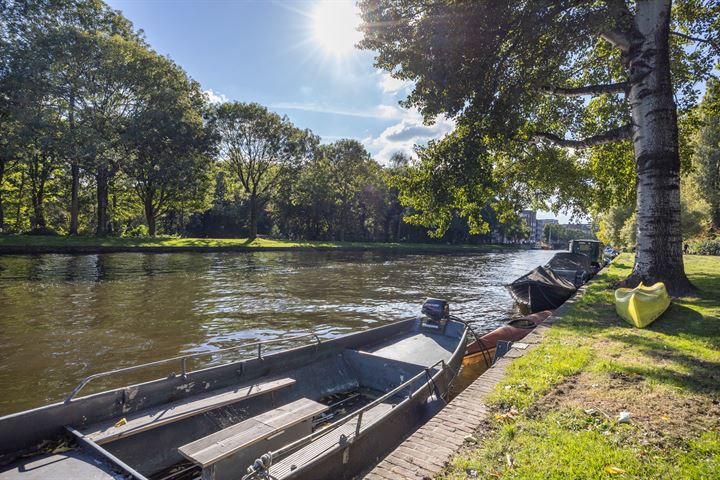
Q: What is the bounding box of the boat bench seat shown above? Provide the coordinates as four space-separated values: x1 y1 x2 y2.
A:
77 377 296 445
178 397 328 470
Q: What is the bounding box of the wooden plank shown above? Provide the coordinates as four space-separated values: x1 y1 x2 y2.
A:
80 377 296 445
179 398 328 468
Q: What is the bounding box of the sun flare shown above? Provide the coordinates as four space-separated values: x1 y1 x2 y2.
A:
312 1 362 56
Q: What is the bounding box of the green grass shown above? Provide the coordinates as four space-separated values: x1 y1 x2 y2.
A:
0 234 518 252
443 254 720 479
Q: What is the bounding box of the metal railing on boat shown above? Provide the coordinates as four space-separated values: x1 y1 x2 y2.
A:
65 333 322 403
242 359 448 480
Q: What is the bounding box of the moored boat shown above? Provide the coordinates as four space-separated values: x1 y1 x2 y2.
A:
0 300 467 480
615 282 671 328
569 239 605 273
506 266 577 313
545 252 591 287
464 310 552 366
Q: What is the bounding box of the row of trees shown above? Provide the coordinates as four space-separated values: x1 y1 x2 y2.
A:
1 0 212 236
0 0 529 243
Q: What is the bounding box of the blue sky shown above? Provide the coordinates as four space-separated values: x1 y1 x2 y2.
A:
105 0 567 221
106 0 454 165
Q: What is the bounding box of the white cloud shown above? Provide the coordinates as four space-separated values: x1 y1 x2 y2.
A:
271 101 404 119
364 107 455 165
204 89 228 104
377 71 414 96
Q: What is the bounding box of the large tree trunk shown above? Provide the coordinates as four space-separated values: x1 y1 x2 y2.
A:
69 162 80 235
68 94 79 235
29 159 48 230
248 193 258 241
625 0 693 295
96 164 109 236
144 196 156 236
15 170 25 230
31 179 46 230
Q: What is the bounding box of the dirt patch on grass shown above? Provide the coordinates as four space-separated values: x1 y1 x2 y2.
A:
532 370 720 448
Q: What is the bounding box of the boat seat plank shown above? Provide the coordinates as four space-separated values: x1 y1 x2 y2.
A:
270 401 393 479
179 397 328 468
78 377 295 445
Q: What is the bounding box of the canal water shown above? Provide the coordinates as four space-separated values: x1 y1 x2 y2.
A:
0 249 555 415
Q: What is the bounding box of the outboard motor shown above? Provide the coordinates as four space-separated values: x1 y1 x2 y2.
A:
420 298 450 333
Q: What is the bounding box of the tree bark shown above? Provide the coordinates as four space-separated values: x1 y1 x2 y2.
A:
248 193 258 240
623 0 693 294
15 170 25 230
31 177 46 230
68 93 79 235
96 164 109 236
29 158 48 230
144 196 156 236
69 161 80 235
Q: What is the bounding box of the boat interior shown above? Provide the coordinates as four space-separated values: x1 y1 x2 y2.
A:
0 318 466 480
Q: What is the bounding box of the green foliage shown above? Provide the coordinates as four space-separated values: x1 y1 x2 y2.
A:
0 0 214 236
210 102 318 238
690 239 720 256
543 224 591 244
125 224 148 238
618 211 637 250
691 79 720 231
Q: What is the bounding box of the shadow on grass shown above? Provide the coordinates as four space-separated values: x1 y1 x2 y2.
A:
604 311 720 395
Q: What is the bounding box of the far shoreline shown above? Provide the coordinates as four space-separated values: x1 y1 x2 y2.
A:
0 235 535 256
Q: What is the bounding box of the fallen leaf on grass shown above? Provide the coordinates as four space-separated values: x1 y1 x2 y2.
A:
605 466 626 474
495 407 519 423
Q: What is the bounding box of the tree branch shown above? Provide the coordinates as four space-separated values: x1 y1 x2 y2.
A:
541 82 628 96
670 31 720 55
533 124 633 149
600 31 632 52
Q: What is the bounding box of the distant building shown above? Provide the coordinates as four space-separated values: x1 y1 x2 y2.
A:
561 222 593 234
536 218 559 242
520 210 537 242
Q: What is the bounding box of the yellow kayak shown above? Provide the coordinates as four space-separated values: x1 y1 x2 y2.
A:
614 282 671 328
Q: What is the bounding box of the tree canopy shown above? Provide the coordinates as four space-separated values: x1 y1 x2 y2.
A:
359 0 719 292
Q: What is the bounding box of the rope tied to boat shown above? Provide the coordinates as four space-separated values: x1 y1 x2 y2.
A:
451 315 492 369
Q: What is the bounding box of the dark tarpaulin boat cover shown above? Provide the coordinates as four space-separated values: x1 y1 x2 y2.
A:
506 266 577 312
545 252 591 272
511 266 577 290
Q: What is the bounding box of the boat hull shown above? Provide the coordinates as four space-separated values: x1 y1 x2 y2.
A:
615 282 671 328
464 311 551 365
0 318 467 480
506 266 576 313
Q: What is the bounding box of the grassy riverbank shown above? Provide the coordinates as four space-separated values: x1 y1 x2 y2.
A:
0 234 519 254
444 254 720 479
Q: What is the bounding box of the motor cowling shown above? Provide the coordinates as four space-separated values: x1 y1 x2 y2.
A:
421 298 450 332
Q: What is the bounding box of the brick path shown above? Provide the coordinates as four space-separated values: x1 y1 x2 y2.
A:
363 286 582 479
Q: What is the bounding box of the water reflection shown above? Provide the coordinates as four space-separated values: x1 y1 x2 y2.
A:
0 249 555 414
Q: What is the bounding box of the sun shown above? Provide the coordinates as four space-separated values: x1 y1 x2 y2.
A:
312 1 362 56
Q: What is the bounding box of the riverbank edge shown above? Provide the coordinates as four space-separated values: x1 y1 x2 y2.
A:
0 236 525 255
363 261 600 479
